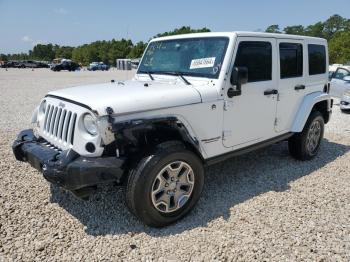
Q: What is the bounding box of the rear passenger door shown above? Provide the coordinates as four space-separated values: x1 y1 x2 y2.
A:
275 39 305 133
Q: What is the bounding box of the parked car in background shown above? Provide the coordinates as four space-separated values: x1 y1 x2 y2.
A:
1 61 17 68
329 64 343 79
88 62 109 71
51 60 80 72
340 90 350 112
1 60 49 69
329 66 350 112
35 61 50 68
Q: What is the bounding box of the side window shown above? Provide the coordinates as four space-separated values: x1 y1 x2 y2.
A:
234 41 272 82
279 43 303 79
308 44 326 75
334 68 350 80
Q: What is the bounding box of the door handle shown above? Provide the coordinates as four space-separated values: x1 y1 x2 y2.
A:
295 85 305 90
264 89 278 95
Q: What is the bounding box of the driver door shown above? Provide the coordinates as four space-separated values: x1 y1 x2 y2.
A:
223 37 278 149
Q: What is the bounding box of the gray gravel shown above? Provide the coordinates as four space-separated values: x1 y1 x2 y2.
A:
0 69 350 261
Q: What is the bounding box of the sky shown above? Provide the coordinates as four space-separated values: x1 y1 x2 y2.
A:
0 0 349 54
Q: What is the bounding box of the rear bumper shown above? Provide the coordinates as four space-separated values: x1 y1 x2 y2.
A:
12 129 125 192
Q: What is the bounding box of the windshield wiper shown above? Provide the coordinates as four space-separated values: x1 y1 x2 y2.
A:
160 71 192 85
139 70 154 81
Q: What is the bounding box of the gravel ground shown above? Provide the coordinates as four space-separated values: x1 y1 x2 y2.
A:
0 69 349 261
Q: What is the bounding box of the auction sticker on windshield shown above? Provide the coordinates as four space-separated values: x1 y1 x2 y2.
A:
190 57 216 69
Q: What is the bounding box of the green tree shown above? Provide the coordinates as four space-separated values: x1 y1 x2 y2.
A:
265 25 281 33
0 54 8 61
305 22 325 37
323 14 347 39
284 25 305 35
32 44 55 61
127 41 147 58
329 31 350 64
154 26 210 38
55 46 74 59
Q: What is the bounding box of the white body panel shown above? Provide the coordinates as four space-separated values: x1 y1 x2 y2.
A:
329 66 350 98
291 92 332 132
222 37 278 148
48 81 202 116
32 32 330 159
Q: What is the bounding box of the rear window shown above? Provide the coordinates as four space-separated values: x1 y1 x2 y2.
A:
308 44 326 75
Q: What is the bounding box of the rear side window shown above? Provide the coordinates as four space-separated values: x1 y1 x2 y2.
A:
308 44 326 75
279 43 303 79
234 41 272 82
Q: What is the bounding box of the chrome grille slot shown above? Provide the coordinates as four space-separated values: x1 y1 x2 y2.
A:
58 109 66 140
54 108 62 137
42 103 77 148
63 111 72 143
69 113 77 145
50 107 58 135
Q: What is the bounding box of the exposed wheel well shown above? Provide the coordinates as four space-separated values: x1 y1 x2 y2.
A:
311 100 330 124
110 118 204 165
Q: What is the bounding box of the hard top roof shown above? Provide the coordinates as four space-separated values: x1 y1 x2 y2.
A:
152 31 326 42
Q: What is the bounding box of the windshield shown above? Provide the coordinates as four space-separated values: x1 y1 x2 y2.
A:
138 37 229 79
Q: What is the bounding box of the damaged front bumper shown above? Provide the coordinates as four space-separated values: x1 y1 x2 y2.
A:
12 129 126 197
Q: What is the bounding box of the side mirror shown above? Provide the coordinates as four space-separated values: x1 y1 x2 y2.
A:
343 76 350 82
228 67 248 97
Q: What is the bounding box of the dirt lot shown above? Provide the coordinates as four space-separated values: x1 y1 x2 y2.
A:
0 69 349 261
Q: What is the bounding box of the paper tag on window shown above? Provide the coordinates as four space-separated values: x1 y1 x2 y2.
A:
190 57 216 69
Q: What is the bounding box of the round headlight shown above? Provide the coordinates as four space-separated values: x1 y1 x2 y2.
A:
83 113 98 135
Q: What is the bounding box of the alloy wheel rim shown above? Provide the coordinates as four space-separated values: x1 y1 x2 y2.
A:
306 120 321 154
151 161 195 213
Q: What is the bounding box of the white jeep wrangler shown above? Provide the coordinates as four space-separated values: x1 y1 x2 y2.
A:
13 32 332 227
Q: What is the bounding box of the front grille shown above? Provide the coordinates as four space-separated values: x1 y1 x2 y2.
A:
43 104 77 146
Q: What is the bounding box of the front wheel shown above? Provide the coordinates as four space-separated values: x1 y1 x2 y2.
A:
288 111 324 160
125 141 204 227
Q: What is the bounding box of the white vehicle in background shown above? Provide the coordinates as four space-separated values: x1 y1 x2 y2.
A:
329 66 350 112
329 64 343 79
12 32 332 227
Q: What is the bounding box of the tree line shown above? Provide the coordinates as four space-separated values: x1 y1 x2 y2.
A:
0 26 210 66
265 14 350 64
1 16 349 65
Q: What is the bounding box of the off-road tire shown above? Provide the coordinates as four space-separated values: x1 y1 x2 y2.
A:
125 141 204 227
288 111 324 161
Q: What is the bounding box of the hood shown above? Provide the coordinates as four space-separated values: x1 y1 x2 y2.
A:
48 80 202 116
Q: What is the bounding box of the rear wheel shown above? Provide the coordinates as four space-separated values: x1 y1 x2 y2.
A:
125 141 204 227
288 111 324 160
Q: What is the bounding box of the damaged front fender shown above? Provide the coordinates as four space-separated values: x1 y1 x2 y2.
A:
110 116 204 160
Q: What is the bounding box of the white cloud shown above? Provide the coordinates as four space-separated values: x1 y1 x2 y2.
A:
54 7 68 15
21 36 46 46
21 36 33 43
